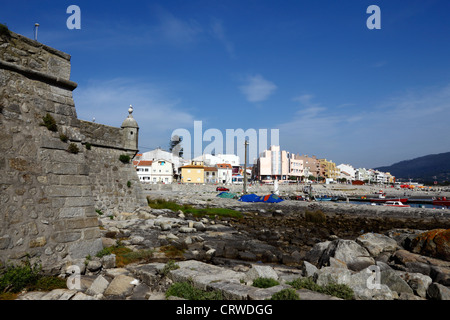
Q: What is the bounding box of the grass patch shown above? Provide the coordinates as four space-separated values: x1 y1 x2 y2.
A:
0 259 66 300
40 113 57 132
96 243 153 267
304 210 326 224
0 260 41 294
159 245 185 259
0 23 11 38
165 281 223 300
252 277 280 289
287 277 354 300
67 143 79 154
147 198 242 219
160 260 180 277
270 288 300 300
185 207 242 219
119 154 130 164
147 198 190 211
59 134 69 142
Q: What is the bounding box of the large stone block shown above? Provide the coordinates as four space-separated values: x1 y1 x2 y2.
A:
47 185 83 197
67 238 103 259
51 231 82 243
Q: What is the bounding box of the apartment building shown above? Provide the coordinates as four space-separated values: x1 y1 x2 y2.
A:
319 159 339 180
253 145 289 182
296 155 321 179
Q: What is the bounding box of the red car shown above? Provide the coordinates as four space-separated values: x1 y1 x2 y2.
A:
216 187 230 192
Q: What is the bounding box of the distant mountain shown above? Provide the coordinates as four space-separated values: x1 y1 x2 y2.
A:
375 152 450 183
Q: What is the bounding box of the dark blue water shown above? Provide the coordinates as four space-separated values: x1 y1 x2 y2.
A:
344 201 449 210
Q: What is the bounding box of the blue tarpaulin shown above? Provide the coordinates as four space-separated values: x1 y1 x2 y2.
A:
238 194 284 203
238 194 261 202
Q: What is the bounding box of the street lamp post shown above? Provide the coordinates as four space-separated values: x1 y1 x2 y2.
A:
243 140 248 194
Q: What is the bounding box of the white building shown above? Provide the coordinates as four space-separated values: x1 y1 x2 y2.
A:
192 153 240 167
337 164 356 181
151 160 174 184
134 160 153 183
355 168 370 182
139 148 189 178
216 163 233 184
133 159 174 184
288 153 304 180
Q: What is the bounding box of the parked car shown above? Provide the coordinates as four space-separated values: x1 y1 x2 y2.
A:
216 187 230 192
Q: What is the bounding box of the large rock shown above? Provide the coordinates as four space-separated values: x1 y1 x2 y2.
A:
380 269 414 295
245 265 279 282
356 233 399 257
349 270 394 301
410 229 450 261
319 239 375 271
304 241 331 266
316 266 394 300
391 249 450 285
427 283 450 300
104 275 137 297
86 275 110 296
168 260 246 291
398 272 432 298
315 266 353 287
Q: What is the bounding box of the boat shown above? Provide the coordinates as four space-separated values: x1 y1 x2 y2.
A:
432 197 450 206
382 201 410 207
314 195 338 201
366 193 408 203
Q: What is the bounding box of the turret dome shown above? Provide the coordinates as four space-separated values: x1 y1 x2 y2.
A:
121 105 139 128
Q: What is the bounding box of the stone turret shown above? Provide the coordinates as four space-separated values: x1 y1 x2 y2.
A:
0 30 147 271
121 105 139 152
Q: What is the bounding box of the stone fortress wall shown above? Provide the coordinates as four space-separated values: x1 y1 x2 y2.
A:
0 30 146 271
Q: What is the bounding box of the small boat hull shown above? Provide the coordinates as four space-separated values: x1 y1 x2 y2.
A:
433 200 450 206
382 201 410 207
369 198 408 203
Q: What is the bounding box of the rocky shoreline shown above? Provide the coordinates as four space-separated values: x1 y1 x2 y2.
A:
16 189 450 300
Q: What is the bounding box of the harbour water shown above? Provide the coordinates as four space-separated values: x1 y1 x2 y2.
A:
344 201 449 210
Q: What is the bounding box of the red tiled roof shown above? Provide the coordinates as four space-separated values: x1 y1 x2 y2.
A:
133 160 152 166
217 163 232 169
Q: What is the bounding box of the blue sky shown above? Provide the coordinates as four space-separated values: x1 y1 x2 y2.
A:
2 0 450 168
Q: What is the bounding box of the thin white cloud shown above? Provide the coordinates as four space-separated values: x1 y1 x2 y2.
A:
154 7 203 46
210 18 235 58
73 78 195 151
239 74 277 103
